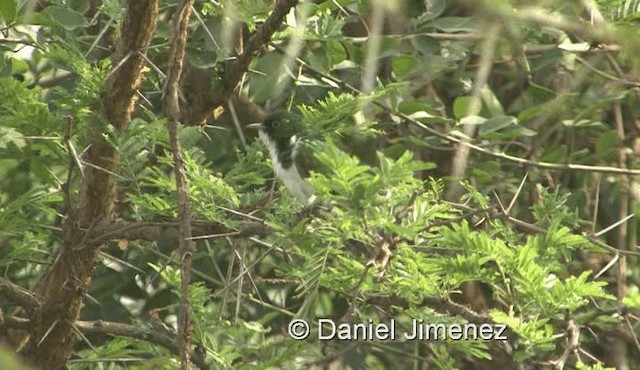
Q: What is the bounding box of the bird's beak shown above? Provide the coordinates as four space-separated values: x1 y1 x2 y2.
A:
246 122 263 130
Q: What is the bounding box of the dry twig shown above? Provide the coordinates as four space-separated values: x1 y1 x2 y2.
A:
163 0 197 368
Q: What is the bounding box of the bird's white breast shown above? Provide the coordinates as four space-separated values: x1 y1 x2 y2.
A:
259 131 314 205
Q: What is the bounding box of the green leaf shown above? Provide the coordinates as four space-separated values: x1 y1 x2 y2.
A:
595 130 617 158
41 6 88 30
376 150 435 184
11 58 29 74
453 96 481 118
186 49 218 68
539 145 567 163
18 11 50 27
0 126 26 149
459 115 486 126
421 0 446 21
623 291 640 309
0 0 17 22
397 100 436 115
305 9 345 41
326 40 347 66
410 35 440 56
69 0 90 13
392 55 419 79
425 17 477 33
478 116 517 136
248 52 290 103
470 161 501 182
576 362 615 370
298 91 372 136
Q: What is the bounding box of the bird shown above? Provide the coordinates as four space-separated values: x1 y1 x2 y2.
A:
248 111 315 205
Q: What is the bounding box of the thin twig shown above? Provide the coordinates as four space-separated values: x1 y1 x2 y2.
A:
594 213 635 237
163 0 197 368
612 99 630 369
550 318 580 370
270 43 640 176
4 316 210 370
445 201 640 257
575 55 640 87
507 172 528 213
222 0 299 96
447 22 500 200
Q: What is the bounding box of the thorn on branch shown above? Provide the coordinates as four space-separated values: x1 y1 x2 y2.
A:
0 278 41 313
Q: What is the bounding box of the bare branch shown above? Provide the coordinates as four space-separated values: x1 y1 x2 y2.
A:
0 278 41 312
422 296 495 326
223 0 299 95
26 2 160 368
183 0 299 124
5 316 210 370
86 219 268 246
163 0 197 368
549 318 580 370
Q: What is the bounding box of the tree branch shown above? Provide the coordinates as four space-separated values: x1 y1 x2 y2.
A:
421 296 495 326
0 278 41 313
26 2 160 368
183 0 299 125
5 316 210 370
223 0 299 95
86 220 269 246
163 0 197 368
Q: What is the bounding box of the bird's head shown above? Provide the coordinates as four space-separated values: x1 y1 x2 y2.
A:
248 111 306 144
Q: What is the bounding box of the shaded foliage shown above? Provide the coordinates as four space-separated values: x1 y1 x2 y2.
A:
1 0 640 369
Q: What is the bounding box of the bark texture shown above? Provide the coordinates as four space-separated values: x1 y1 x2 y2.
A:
25 2 160 368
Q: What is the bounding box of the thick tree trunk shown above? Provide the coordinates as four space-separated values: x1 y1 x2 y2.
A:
25 2 159 368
